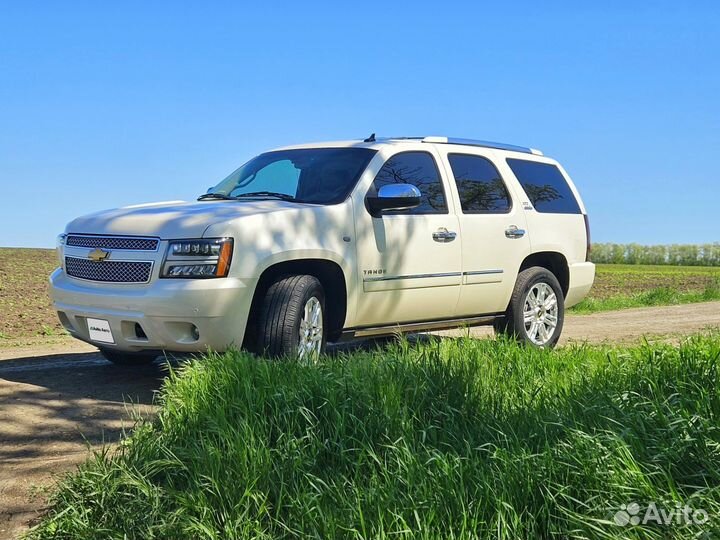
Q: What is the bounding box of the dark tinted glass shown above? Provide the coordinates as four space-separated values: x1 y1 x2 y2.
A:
371 152 447 214
506 159 581 214
211 148 377 204
448 154 512 213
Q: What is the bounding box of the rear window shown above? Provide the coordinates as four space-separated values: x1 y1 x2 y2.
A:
506 159 581 214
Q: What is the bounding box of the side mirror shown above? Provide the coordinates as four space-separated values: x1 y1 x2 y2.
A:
366 184 421 217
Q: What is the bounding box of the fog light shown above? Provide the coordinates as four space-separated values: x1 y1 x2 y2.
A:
134 323 148 339
191 325 200 341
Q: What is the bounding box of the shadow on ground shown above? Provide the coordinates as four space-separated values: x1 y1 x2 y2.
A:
0 350 174 538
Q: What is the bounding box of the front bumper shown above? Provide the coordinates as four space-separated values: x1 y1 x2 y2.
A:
50 268 256 353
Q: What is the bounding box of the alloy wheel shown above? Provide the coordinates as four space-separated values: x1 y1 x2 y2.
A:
522 282 558 346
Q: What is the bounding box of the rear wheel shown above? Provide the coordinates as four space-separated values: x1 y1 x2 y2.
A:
257 275 326 359
99 349 158 366
494 266 564 348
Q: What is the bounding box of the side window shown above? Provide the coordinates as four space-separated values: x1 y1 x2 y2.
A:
506 159 581 214
370 151 447 214
448 154 512 214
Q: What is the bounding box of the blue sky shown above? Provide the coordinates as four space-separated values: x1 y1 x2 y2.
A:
1 1 718 248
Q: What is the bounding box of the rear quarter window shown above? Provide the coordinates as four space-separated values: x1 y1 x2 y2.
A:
506 159 581 214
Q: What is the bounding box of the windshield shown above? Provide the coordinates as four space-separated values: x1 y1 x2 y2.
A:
205 147 377 204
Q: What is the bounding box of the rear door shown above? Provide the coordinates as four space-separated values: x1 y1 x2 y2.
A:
352 148 461 326
438 149 531 315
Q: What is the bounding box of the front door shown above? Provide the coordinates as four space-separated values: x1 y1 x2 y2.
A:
353 149 461 327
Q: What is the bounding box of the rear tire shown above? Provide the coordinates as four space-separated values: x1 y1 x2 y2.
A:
494 266 564 348
100 349 158 366
256 275 326 359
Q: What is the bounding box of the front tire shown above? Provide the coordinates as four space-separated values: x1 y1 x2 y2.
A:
495 266 564 348
257 275 326 359
99 349 158 366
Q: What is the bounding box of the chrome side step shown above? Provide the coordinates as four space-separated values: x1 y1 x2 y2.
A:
341 314 499 340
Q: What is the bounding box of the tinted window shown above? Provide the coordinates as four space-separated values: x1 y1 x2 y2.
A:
371 152 447 214
506 159 581 214
448 154 512 213
210 148 377 205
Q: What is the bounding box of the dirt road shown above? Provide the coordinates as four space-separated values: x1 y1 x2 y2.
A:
1 301 719 538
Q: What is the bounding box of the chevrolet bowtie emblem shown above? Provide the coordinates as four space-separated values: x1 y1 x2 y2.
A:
88 248 111 262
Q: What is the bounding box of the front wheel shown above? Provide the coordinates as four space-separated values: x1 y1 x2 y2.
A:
257 275 326 359
495 266 564 348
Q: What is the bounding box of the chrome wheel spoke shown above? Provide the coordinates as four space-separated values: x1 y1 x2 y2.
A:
525 293 536 308
538 323 548 342
526 322 534 339
298 296 323 359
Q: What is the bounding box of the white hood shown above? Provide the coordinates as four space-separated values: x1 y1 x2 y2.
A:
65 199 308 239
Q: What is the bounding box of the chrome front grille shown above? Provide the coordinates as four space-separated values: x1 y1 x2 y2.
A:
65 257 153 283
66 235 159 251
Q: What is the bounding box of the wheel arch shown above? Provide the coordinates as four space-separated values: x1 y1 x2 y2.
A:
519 251 569 297
245 257 349 345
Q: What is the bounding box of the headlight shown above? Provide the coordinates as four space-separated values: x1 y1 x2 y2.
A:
161 238 233 278
56 233 66 266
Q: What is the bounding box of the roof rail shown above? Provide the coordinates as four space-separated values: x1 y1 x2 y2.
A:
421 136 542 156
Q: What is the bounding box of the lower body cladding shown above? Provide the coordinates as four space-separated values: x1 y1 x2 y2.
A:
50 269 255 353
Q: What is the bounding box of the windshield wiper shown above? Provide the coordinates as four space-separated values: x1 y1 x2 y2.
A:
197 193 238 201
234 191 299 202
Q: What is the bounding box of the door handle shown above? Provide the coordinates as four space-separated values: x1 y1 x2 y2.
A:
505 225 526 239
433 227 457 242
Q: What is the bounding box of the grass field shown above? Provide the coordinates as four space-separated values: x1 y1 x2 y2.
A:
1 250 720 341
571 264 720 313
28 335 720 539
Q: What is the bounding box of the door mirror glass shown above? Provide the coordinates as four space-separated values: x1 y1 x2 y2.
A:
366 184 422 216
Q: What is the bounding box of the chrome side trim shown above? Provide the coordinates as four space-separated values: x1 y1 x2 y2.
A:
463 269 504 276
363 271 462 283
342 314 499 339
363 270 502 282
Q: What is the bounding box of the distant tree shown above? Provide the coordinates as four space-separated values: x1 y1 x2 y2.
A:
590 242 720 266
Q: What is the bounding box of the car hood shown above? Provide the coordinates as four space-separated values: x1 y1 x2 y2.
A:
65 199 310 239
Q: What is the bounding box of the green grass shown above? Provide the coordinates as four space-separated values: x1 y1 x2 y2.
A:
570 283 720 313
28 335 720 539
593 264 720 276
570 264 720 313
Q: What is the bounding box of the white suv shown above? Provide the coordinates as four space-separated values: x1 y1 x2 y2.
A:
50 136 595 364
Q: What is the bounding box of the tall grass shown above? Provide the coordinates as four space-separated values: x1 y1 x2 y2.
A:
29 335 720 539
